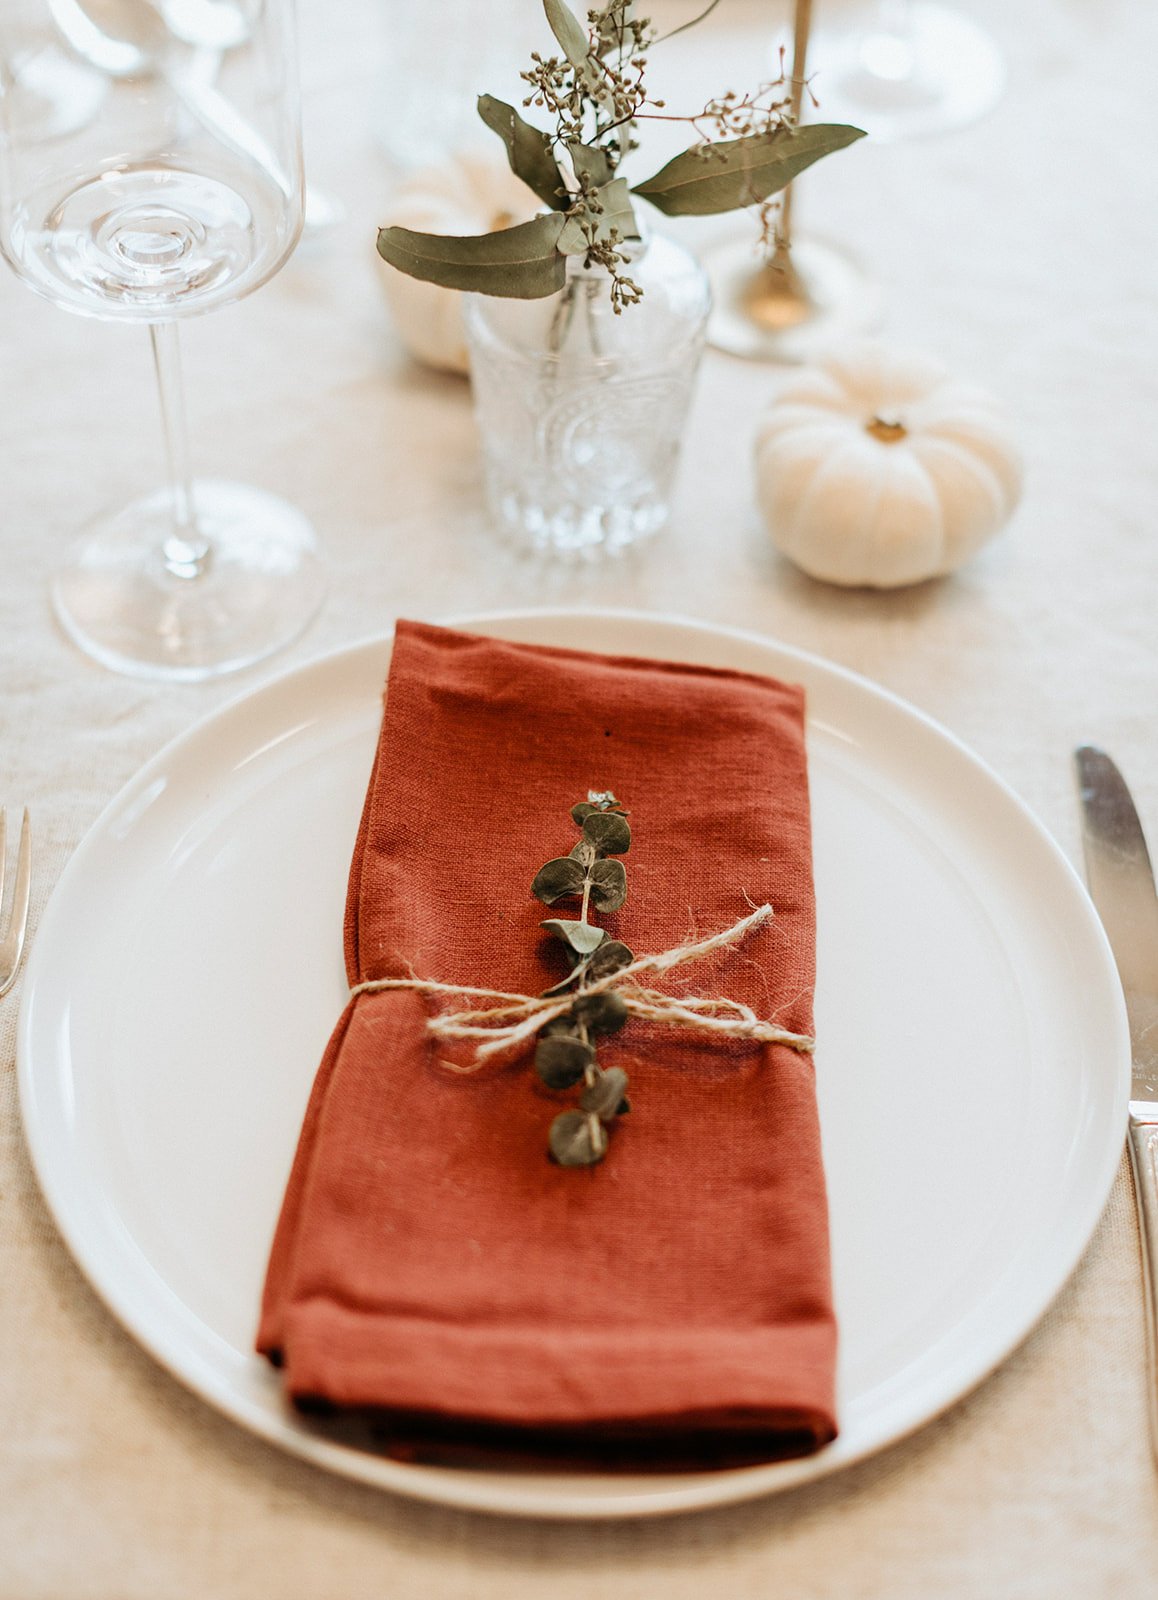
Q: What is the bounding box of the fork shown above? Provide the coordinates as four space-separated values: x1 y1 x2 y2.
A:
0 809 31 998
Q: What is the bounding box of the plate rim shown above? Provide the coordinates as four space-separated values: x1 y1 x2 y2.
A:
16 606 1131 1519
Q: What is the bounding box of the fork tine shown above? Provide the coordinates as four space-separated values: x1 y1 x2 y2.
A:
13 806 30 934
0 809 31 998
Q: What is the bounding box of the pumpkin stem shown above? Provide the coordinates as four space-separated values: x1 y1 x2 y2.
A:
866 416 908 444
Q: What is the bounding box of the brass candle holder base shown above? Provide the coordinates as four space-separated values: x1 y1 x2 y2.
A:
703 232 883 364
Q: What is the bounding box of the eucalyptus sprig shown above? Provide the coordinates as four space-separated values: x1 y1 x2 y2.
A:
377 0 865 309
531 790 635 1166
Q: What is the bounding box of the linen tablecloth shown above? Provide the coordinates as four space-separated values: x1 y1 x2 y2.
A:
3 0 1158 1593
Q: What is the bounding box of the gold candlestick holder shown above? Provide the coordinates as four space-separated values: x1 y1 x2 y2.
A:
702 0 882 363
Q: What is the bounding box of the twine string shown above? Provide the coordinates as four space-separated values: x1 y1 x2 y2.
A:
347 903 815 1069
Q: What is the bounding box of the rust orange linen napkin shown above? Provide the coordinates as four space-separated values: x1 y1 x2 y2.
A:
258 619 837 1464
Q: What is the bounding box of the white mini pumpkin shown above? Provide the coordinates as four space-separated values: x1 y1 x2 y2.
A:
754 343 1023 587
377 151 540 375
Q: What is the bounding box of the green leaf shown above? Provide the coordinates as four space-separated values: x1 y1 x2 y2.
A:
571 801 597 824
540 966 582 998
549 1109 607 1166
542 1014 581 1037
588 857 627 912
376 213 567 298
532 855 586 905
583 810 631 854
542 919 607 955
574 989 629 1035
477 94 567 211
580 1065 630 1121
544 0 593 82
567 138 613 189
557 177 640 256
587 939 633 980
535 1033 595 1089
631 124 866 217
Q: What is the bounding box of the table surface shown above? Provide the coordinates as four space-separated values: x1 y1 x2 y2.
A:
4 0 1158 1593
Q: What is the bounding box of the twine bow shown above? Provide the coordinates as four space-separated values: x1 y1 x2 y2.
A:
348 903 814 1070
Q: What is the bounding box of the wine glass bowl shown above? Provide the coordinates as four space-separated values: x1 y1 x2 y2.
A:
3 16 303 318
0 0 324 680
809 1 1006 143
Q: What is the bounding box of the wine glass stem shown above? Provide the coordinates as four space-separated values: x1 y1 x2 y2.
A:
149 321 210 579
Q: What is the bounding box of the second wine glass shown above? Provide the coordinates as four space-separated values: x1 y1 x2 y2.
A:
810 0 1006 142
0 0 325 680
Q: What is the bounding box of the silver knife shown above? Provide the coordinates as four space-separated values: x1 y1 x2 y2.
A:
1076 745 1158 1457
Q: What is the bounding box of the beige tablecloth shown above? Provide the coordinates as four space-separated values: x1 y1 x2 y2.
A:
4 0 1158 1592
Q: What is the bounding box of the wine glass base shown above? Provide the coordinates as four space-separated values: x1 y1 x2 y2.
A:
52 480 326 682
703 233 884 363
812 2 1006 141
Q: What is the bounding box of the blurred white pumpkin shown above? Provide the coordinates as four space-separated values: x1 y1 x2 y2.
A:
377 151 540 375
754 343 1023 588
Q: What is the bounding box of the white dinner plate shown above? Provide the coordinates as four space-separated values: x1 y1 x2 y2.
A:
17 609 1129 1519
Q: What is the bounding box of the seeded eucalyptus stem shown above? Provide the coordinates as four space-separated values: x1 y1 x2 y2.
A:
546 273 579 358
584 276 608 359
375 0 865 308
542 264 613 380
530 790 634 1166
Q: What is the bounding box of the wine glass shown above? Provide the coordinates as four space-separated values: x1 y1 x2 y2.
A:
0 23 105 142
0 0 325 681
809 0 1006 142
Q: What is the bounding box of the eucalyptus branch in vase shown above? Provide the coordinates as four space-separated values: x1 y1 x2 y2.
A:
376 0 865 315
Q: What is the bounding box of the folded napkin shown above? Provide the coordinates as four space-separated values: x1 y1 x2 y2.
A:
258 619 837 1466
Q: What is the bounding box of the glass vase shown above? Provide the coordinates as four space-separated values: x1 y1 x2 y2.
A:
463 232 711 560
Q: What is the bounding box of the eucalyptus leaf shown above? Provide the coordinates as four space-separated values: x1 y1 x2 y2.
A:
535 1033 595 1089
544 934 631 995
597 179 640 243
631 124 866 217
557 177 639 256
477 94 567 211
541 918 607 955
587 939 633 980
574 989 629 1035
571 801 597 824
539 961 586 997
376 212 567 298
542 1014 581 1038
531 855 586 905
569 839 596 864
579 1065 630 1121
588 857 627 911
583 810 631 854
549 1109 607 1166
543 0 595 85
567 138 613 189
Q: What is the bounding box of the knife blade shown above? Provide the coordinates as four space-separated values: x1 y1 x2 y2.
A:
1076 744 1158 1458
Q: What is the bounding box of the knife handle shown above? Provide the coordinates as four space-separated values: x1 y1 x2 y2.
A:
1127 1119 1158 1458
